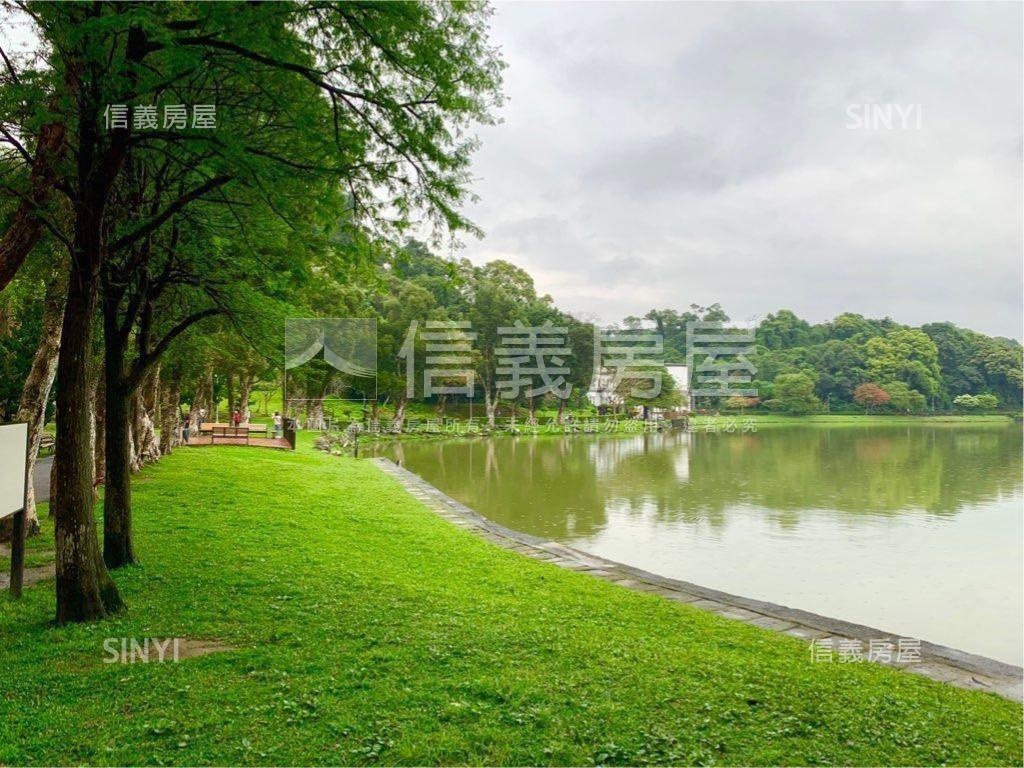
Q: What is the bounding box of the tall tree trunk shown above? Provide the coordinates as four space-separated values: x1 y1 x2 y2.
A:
309 396 325 431
100 261 137 570
159 382 180 455
146 365 160 436
484 389 497 428
14 269 65 535
191 372 206 414
92 365 105 485
208 369 215 421
556 396 567 425
0 122 65 294
52 207 123 622
130 383 159 471
239 374 253 417
392 397 407 432
103 376 135 569
130 368 159 469
226 372 234 415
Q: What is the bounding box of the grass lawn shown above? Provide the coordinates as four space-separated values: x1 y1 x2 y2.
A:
715 413 1016 427
1 442 1020 765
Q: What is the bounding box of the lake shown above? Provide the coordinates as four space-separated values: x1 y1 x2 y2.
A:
380 424 1023 665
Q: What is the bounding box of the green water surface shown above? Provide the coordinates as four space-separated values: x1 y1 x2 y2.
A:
382 424 1023 665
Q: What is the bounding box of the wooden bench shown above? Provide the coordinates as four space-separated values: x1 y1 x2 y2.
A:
195 422 272 444
39 433 55 455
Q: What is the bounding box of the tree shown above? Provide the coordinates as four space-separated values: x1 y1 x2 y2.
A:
767 372 820 415
0 100 65 293
975 393 1000 410
376 275 438 431
921 322 985 405
464 260 539 427
3 1 504 622
953 394 980 409
973 339 1023 408
853 382 890 413
725 395 758 413
956 393 999 411
558 314 596 423
14 265 64 534
882 381 926 413
616 364 683 417
757 309 816 350
864 328 941 399
804 339 867 405
642 308 698 361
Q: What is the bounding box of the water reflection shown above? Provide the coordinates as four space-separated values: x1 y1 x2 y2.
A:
389 426 1022 538
382 425 1023 663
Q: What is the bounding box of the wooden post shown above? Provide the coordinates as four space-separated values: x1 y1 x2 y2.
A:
3 423 29 598
9 505 26 598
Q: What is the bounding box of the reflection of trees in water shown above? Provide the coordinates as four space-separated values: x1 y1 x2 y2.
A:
404 436 609 538
394 426 1023 537
605 426 1022 521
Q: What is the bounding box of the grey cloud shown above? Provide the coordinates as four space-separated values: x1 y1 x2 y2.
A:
459 1 1022 339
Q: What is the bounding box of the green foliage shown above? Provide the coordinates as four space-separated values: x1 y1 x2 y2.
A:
976 393 1000 409
0 275 43 418
1 446 1019 764
955 393 1000 411
745 311 1018 413
616 364 683 411
756 309 817 350
882 381 927 413
864 329 941 397
766 372 820 415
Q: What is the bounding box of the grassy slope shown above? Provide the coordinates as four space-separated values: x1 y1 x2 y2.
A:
1 444 1020 766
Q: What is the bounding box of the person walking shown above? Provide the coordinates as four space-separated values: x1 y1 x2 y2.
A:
273 411 283 438
232 410 241 427
198 407 206 430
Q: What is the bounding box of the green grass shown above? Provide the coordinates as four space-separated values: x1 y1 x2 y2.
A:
710 413 1016 427
1 442 1020 765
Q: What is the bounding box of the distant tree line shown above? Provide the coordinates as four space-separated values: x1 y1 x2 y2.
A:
639 307 1021 414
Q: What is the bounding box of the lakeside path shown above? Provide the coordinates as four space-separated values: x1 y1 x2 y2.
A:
1 442 1021 765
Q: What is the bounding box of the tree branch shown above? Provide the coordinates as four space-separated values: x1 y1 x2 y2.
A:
109 174 232 253
131 307 223 386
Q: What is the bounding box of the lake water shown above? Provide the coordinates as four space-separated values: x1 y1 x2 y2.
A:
380 424 1023 665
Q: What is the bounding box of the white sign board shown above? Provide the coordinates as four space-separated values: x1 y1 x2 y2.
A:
0 422 28 518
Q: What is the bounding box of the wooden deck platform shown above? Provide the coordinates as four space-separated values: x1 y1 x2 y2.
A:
184 435 292 450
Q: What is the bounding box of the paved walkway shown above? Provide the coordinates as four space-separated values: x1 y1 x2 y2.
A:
372 457 1023 703
34 455 52 503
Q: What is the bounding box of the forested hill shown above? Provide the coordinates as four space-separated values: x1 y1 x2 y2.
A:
639 306 1022 410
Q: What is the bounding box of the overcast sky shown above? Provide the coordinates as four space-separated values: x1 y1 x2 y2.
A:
458 2 1023 339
